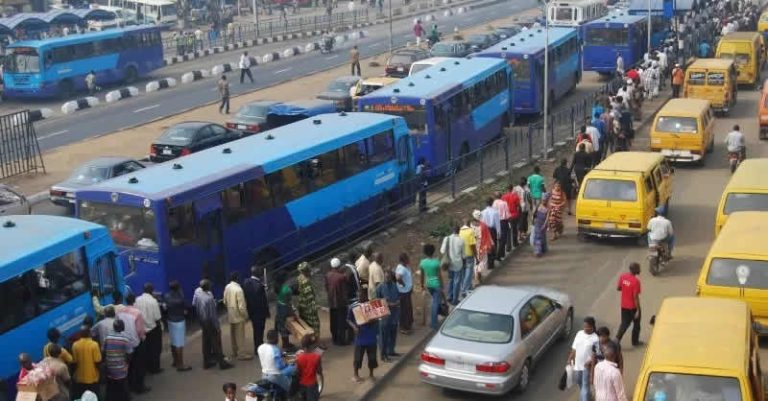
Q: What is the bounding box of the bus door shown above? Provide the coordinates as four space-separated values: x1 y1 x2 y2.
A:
88 251 121 304
194 195 227 291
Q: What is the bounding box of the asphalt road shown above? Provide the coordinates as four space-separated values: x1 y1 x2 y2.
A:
10 0 538 153
367 87 768 401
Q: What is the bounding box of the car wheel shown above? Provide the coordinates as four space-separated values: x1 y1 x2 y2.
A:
560 309 574 340
516 359 531 393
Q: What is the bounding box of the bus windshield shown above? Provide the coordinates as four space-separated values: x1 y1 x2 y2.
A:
654 117 698 133
707 258 768 291
361 103 426 134
508 58 530 82
79 201 159 248
586 28 628 46
554 7 574 21
643 372 742 401
7 48 40 73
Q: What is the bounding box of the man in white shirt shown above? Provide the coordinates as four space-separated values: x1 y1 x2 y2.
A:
368 252 385 301
615 53 624 77
440 225 465 305
356 246 373 295
135 283 163 374
568 317 598 401
725 124 746 159
481 198 501 268
257 330 296 393
194 28 203 51
648 206 674 258
223 272 252 361
586 123 601 165
239 51 254 84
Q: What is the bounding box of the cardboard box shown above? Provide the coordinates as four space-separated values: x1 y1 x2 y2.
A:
286 316 315 341
16 377 58 401
352 299 390 325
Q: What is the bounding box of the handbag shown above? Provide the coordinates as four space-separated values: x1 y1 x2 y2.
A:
440 236 452 270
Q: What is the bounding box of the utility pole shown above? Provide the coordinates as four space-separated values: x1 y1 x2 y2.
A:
542 1 549 160
388 0 393 52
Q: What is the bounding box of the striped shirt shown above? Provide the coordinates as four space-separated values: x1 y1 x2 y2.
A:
593 360 627 401
492 198 511 221
104 333 132 380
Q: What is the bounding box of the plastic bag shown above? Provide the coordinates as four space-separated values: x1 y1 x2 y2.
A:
565 364 575 389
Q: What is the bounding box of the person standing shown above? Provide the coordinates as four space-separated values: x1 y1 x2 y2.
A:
104 319 132 401
295 335 323 401
194 28 203 51
440 225 465 305
135 283 163 375
568 317 598 401
458 221 478 298
85 70 97 95
375 270 401 362
163 280 192 372
356 245 373 297
532 193 550 257
218 74 230 114
419 243 443 330
394 253 414 335
552 159 574 215
513 177 532 242
615 52 625 77
367 253 385 302
415 158 429 212
671 64 684 98
40 345 70 401
350 45 361 76
239 51 254 84
591 326 624 376
413 19 424 45
572 143 593 186
120 293 150 394
274 271 296 351
326 258 350 345
297 262 321 340
616 262 643 347
44 328 74 365
471 212 494 284
593 342 628 401
527 166 545 210
548 182 567 241
243 265 270 353
347 290 379 382
492 191 511 260
481 197 501 268
91 306 116 349
71 326 102 399
192 279 234 370
223 272 252 361
502 184 521 249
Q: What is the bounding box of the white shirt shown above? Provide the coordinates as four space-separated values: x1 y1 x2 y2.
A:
135 293 162 332
647 216 674 242
257 343 282 375
571 330 598 371
725 130 745 152
195 29 203 40
616 56 624 73
239 54 251 69
440 233 465 272
657 52 668 70
586 126 601 152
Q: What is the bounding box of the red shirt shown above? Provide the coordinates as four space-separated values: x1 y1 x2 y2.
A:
502 191 521 219
626 69 639 81
617 273 641 310
295 351 321 386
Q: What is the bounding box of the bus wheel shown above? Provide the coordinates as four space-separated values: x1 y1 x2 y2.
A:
58 80 74 99
124 66 138 85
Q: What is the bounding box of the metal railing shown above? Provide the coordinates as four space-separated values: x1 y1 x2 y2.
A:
0 110 46 179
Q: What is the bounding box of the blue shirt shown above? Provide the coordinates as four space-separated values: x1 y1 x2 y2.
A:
348 304 379 346
591 118 605 140
375 282 401 306
395 264 413 293
698 42 711 58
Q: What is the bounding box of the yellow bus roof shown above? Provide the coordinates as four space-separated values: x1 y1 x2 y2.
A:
592 151 664 175
720 31 761 42
646 297 749 373
656 98 711 116
709 212 768 258
687 58 735 70
723 158 768 191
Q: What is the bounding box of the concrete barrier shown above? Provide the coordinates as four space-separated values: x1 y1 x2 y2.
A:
334 35 345 45
105 87 139 103
282 47 299 58
262 52 281 63
423 14 436 21
210 63 234 76
443 9 453 16
305 42 319 52
457 6 466 13
61 97 99 114
11 108 53 125
145 78 178 93
181 69 211 84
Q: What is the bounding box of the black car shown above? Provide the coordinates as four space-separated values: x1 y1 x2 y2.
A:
385 48 430 78
465 33 498 51
149 122 243 162
430 41 472 58
494 25 522 40
316 75 361 111
226 100 281 134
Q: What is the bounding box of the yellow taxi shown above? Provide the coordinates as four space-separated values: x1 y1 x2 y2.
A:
683 58 737 115
650 98 715 164
717 32 765 88
714 158 768 235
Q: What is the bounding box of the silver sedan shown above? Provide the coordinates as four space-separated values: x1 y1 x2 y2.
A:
419 285 573 395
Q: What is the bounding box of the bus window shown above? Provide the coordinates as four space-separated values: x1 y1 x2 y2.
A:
168 204 196 246
368 130 395 166
222 184 250 224
79 201 158 248
0 248 88 335
267 165 309 205
340 141 368 175
508 58 530 82
7 47 40 73
92 253 117 296
309 149 341 190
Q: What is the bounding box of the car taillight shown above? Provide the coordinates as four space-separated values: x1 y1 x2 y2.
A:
50 189 65 197
578 219 591 225
628 222 642 228
420 352 445 366
149 144 156 156
225 122 235 128
475 361 511 374
248 125 260 133
180 148 191 156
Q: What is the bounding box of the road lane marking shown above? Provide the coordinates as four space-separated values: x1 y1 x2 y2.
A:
274 67 293 74
370 43 382 47
325 55 339 60
133 104 160 113
38 129 69 140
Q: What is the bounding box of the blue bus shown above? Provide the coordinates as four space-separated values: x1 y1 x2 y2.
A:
474 26 580 115
0 215 125 397
75 113 413 299
4 25 163 99
357 57 513 177
583 13 648 75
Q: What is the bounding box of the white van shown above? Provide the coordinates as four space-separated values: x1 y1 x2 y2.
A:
408 57 451 76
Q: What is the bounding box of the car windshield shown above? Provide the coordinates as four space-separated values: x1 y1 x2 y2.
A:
158 125 198 144
723 193 768 214
79 201 159 249
431 43 454 53
706 258 768 290
583 179 638 202
654 116 698 133
389 54 413 64
327 80 354 92
7 47 40 73
643 373 743 401
441 309 514 343
237 104 271 119
68 164 112 184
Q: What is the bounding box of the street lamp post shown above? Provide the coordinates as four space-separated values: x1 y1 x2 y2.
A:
647 0 652 55
542 1 549 160
389 0 393 53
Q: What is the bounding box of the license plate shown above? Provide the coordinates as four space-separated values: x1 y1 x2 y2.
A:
603 222 616 229
237 124 247 130
445 361 475 372
397 67 404 72
162 148 173 155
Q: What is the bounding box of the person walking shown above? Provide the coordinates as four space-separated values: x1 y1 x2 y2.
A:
375 270 401 362
527 166 545 210
615 52 625 77
502 184 522 249
571 143 593 186
163 280 192 372
458 221 478 298
568 317 598 401
420 243 443 330
593 342 628 401
513 177 532 243
481 197 501 268
218 74 230 114
532 193 550 257
471 212 494 284
350 45 361 76
295 335 323 401
492 191 511 260
552 159 574 215
591 326 624 376
671 64 684 98
223 272 252 361
440 225 465 305
548 182 567 240
120 293 150 393
394 253 414 334
71 325 102 399
413 19 424 45
297 262 321 340
616 262 643 347
135 283 163 375
104 319 132 401
243 265 270 353
326 258 350 345
192 279 234 370
239 51 254 84
367 253 385 302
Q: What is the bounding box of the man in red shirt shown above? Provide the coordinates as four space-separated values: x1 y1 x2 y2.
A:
295 335 323 401
616 262 642 347
502 184 521 249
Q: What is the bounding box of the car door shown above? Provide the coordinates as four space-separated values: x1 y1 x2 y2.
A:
210 124 236 145
0 186 30 215
193 125 216 151
518 300 545 361
529 295 560 353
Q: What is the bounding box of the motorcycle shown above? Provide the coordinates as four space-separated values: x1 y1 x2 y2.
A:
320 36 335 54
728 149 745 173
245 348 325 401
647 240 670 276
